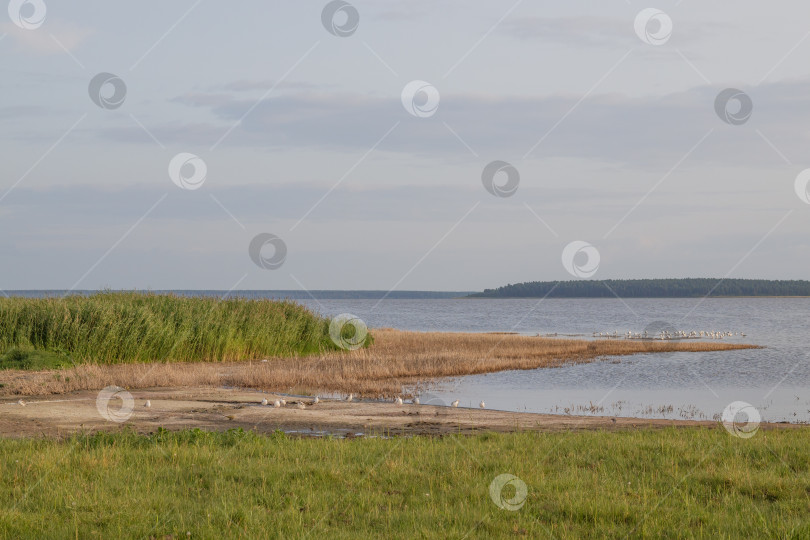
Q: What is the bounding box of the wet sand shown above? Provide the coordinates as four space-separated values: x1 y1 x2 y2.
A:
0 386 799 438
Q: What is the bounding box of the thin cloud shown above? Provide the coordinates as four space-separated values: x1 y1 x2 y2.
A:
0 21 91 55
102 78 810 169
500 15 711 47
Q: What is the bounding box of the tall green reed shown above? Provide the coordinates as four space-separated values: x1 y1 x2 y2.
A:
0 292 343 364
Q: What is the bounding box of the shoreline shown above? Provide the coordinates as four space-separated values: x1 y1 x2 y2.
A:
0 329 757 398
0 386 803 439
0 330 764 438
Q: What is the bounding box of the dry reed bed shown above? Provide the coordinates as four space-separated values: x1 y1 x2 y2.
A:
0 329 758 397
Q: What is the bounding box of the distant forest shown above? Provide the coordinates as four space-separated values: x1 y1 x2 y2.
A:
469 279 810 298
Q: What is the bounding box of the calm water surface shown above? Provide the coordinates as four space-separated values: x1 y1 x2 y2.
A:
295 298 810 423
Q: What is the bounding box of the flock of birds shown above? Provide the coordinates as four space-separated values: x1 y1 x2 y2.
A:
10 395 483 409
593 330 746 340
256 394 486 409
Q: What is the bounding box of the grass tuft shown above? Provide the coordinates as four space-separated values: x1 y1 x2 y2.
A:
0 348 74 370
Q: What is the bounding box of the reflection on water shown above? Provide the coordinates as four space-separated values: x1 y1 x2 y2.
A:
296 297 810 423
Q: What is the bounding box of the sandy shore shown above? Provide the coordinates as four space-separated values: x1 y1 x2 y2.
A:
0 386 799 439
0 330 769 438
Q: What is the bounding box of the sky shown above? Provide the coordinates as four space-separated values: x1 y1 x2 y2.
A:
2 0 810 292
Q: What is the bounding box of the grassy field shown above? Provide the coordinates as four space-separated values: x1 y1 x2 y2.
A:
0 293 354 366
1 427 807 538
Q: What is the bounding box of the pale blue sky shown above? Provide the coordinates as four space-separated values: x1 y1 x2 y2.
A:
1 1 809 291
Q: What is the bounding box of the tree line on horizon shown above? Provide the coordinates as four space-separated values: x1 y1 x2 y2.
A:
469 278 810 298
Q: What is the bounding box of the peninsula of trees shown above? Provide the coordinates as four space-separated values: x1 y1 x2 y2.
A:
468 279 810 298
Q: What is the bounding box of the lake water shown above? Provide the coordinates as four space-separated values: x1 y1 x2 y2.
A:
295 297 810 423
18 292 809 422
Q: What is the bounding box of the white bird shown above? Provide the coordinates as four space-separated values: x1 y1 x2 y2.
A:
145 400 151 408
280 398 286 406
413 397 420 405
273 400 281 408
296 402 305 410
395 397 403 406
479 401 486 409
17 399 25 407
346 393 353 402
261 398 268 406
313 396 319 404
451 400 459 408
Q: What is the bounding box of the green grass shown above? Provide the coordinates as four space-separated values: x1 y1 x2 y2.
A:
0 348 75 370
0 293 360 367
1 427 808 538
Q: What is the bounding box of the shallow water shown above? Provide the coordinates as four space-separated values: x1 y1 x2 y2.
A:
295 297 810 423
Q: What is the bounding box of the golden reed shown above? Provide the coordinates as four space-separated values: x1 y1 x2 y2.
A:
0 329 758 398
